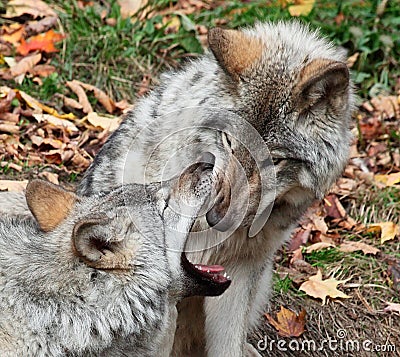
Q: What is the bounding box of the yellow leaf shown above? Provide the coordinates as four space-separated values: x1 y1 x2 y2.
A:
17 90 76 120
367 222 399 244
299 270 351 305
288 0 315 16
374 172 400 187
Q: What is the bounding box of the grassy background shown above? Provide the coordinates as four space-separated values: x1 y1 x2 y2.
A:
12 0 400 105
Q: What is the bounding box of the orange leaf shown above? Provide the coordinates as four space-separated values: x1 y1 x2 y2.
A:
17 29 64 56
0 25 25 45
265 306 306 337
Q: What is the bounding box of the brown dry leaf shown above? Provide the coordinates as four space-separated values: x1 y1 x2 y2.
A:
367 222 399 244
370 95 399 119
29 64 56 77
86 112 121 132
118 0 147 18
299 270 351 305
347 52 359 68
265 306 306 338
305 242 335 254
288 0 315 16
33 113 79 134
10 53 42 78
1 162 22 172
374 172 400 187
339 241 380 255
25 16 58 37
114 99 131 111
74 80 115 113
38 171 59 185
63 96 83 110
0 123 19 134
0 180 28 192
66 80 93 114
17 90 75 119
4 0 57 19
384 302 400 314
0 86 16 113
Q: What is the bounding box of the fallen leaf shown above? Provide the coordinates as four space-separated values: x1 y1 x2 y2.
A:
1 162 22 172
17 29 64 56
17 90 75 119
29 64 56 77
33 113 79 134
347 52 359 68
0 179 28 192
118 0 147 18
86 112 121 132
0 25 25 44
38 171 59 185
374 172 400 187
265 306 306 337
367 222 399 244
74 80 115 113
4 0 57 19
305 242 335 253
387 263 400 292
384 302 400 314
0 123 19 134
299 270 351 305
288 227 311 251
339 241 380 255
9 53 42 77
288 0 315 16
25 16 58 37
66 80 93 113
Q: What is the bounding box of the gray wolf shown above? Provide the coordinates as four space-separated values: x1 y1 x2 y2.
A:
0 161 231 356
4 21 354 356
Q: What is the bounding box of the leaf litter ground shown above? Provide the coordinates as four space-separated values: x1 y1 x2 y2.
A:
0 1 399 355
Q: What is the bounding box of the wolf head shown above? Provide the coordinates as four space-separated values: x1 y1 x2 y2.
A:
205 21 353 233
25 160 230 300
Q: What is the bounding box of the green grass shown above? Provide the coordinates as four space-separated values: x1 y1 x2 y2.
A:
3 0 398 104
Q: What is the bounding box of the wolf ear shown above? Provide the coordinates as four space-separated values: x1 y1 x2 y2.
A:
72 216 136 270
294 59 349 112
208 28 262 79
26 180 77 232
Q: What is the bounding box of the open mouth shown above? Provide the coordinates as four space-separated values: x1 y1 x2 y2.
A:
181 252 231 296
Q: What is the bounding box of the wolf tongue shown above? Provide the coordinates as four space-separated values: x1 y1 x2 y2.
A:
194 264 225 273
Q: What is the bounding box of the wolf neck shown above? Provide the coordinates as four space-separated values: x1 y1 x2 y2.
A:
0 217 165 354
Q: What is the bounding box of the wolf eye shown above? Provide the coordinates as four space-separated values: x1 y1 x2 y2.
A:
272 158 285 165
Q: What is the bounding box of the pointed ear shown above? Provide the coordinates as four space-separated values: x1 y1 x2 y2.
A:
26 180 77 232
294 59 349 112
72 216 137 270
208 28 262 79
